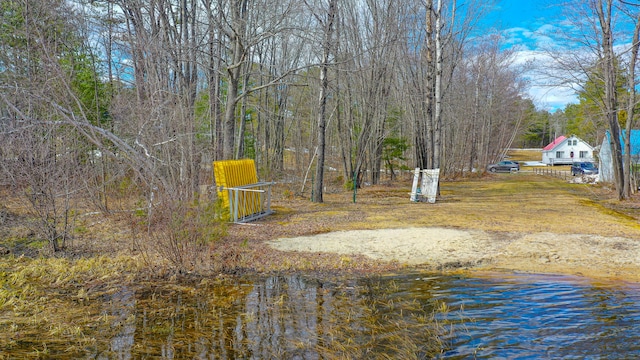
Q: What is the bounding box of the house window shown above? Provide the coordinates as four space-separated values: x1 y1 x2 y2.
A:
580 151 588 158
556 151 564 158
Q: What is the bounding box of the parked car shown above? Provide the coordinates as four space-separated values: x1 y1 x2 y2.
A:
571 162 598 176
487 160 520 173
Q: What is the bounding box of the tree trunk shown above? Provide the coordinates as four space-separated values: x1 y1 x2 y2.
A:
624 10 640 197
223 0 248 160
433 0 443 170
421 0 434 170
312 0 337 203
597 0 625 200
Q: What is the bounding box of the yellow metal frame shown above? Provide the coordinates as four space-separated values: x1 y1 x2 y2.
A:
213 159 273 223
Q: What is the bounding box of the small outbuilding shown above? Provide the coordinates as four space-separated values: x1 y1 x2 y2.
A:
542 135 595 165
598 130 640 183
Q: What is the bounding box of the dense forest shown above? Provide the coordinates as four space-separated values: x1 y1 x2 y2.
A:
2 0 640 254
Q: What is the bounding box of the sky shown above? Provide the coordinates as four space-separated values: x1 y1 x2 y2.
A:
482 0 575 112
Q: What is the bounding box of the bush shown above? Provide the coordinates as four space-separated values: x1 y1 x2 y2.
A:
148 200 227 272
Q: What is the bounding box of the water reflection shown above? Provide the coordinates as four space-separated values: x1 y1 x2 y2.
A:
105 286 136 360
243 276 321 359
80 275 443 359
5 272 640 358
426 273 640 359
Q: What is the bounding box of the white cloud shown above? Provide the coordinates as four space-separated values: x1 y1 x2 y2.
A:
527 82 578 112
503 24 580 112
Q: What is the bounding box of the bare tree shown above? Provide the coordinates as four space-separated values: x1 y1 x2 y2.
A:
307 0 338 203
0 0 115 250
620 1 640 195
545 0 639 199
9 122 81 251
400 0 485 172
597 0 626 199
335 0 403 186
430 31 528 178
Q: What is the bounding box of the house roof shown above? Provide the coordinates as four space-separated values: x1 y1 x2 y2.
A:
543 136 566 151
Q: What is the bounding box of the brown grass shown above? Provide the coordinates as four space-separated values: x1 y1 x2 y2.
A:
249 174 640 236
506 149 541 161
2 167 640 278
218 172 640 276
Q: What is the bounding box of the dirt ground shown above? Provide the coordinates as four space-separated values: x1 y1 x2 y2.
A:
233 172 640 282
266 227 640 281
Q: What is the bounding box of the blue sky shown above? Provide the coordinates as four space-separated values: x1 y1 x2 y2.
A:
482 0 575 112
486 0 559 30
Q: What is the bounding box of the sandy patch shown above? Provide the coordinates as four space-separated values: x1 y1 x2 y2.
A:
267 227 640 281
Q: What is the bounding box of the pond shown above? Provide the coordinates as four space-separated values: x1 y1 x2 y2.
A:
4 272 640 359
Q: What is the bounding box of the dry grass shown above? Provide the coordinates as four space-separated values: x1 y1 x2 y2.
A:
0 255 142 355
215 171 640 277
242 173 640 238
2 168 640 278
506 149 541 161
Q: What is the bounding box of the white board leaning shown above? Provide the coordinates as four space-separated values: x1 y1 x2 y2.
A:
410 168 440 203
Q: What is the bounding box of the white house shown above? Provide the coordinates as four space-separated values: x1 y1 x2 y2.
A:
598 130 640 182
542 135 595 165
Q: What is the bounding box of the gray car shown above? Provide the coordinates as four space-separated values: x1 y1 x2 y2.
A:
571 162 598 175
487 160 520 173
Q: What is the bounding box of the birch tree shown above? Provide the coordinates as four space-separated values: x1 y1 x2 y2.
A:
404 0 484 171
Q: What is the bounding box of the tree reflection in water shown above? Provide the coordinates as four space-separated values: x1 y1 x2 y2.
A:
88 274 446 359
